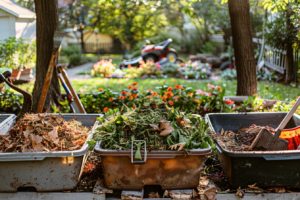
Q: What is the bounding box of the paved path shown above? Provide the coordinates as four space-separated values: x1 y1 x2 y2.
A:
1 192 300 200
66 62 93 80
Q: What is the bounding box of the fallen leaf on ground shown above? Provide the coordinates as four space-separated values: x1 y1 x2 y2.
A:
235 187 244 198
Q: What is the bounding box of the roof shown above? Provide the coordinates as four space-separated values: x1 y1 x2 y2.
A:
0 0 35 19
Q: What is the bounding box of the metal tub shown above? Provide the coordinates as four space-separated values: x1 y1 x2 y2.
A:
0 114 16 135
95 143 211 190
206 112 300 188
0 114 99 192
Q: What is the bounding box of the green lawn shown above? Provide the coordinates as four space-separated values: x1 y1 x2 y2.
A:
18 78 300 101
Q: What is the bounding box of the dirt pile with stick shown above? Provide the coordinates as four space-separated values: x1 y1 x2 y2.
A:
214 124 275 151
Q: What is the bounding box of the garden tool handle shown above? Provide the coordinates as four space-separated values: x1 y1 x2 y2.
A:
57 65 86 113
275 97 300 137
0 72 32 116
37 51 57 113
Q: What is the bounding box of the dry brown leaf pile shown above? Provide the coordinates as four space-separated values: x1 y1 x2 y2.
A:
214 124 275 151
0 114 89 152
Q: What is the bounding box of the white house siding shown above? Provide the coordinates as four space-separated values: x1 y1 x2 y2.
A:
15 18 34 39
0 14 15 40
0 0 35 41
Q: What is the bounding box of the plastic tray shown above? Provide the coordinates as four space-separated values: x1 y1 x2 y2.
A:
206 112 300 188
95 142 211 190
0 114 100 192
0 114 16 135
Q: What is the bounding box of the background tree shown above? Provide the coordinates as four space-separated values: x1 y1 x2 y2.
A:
32 0 60 112
262 0 300 84
228 0 257 96
14 0 35 11
85 0 168 50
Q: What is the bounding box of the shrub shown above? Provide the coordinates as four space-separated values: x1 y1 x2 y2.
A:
0 90 23 113
60 45 82 67
124 67 143 78
0 37 36 69
68 54 82 66
91 59 116 78
139 61 162 77
161 63 180 77
180 61 211 80
221 69 237 80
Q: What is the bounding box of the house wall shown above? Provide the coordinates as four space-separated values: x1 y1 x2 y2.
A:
15 18 34 39
0 10 16 41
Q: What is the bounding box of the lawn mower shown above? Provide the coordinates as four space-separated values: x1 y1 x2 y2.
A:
120 38 178 68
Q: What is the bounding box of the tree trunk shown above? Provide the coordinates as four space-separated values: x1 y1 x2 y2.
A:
32 0 60 112
285 5 295 84
79 26 85 53
228 0 257 96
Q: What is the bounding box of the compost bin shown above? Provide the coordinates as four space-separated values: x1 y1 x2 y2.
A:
95 143 211 190
206 112 300 188
0 114 16 135
0 114 99 192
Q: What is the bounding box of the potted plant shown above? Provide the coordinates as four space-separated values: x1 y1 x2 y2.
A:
0 37 35 83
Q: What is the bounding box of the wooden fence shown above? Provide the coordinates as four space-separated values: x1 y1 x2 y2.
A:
253 38 300 74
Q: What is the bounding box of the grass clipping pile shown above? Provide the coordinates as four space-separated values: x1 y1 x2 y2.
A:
0 114 89 152
214 125 275 151
94 107 213 152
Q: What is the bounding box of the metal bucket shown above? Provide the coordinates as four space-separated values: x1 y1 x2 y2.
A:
95 143 211 190
0 114 99 192
0 114 16 135
206 112 300 188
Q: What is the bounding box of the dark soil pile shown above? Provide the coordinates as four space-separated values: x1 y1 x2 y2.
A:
214 124 275 151
0 114 89 152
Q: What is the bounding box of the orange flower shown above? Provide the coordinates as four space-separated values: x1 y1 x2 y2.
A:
216 86 222 91
162 95 168 102
108 97 113 102
164 91 174 98
167 87 173 92
175 85 183 90
98 88 104 92
119 96 126 100
83 162 96 173
188 92 194 97
151 91 158 96
128 85 133 90
131 93 138 99
132 82 138 86
103 107 109 113
168 100 174 106
121 90 127 95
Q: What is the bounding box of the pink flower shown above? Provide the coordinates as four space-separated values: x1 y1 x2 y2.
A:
196 89 205 95
155 63 161 70
207 83 216 90
196 90 211 96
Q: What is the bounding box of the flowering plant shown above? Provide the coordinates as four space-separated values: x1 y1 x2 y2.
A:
91 59 115 78
180 61 211 80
